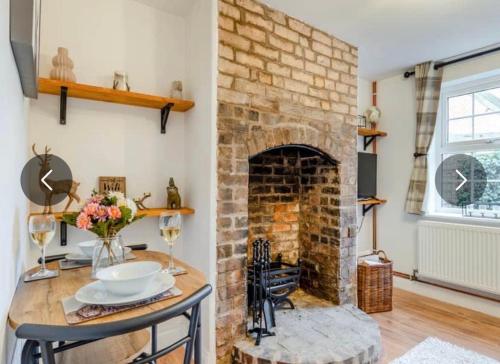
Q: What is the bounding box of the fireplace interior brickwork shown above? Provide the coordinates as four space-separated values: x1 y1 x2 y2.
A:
248 146 341 302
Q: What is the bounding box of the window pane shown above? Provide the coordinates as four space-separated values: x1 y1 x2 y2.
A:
474 113 500 140
448 117 472 142
475 182 500 204
474 87 500 114
474 151 500 180
448 94 472 119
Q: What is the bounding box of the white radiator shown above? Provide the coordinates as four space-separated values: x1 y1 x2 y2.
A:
417 220 500 299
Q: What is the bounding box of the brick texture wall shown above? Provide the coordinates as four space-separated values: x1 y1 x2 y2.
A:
216 0 358 361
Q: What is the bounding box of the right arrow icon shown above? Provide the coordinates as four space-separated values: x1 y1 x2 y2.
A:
455 169 467 191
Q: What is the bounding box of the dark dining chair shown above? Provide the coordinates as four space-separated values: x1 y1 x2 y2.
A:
16 284 212 364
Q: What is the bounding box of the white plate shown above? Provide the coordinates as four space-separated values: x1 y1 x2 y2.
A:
75 271 175 306
66 247 132 262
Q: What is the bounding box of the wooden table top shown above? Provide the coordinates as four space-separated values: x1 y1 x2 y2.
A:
8 251 206 330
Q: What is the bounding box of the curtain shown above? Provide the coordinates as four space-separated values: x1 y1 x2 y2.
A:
405 62 443 214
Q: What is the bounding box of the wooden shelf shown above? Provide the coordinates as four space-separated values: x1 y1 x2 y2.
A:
38 78 194 112
38 78 195 133
358 128 387 150
357 198 387 206
357 128 387 137
30 207 195 221
358 198 386 216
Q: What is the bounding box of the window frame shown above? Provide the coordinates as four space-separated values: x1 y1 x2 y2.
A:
428 72 500 218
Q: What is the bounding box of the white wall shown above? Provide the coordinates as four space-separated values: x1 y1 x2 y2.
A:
26 0 218 360
183 0 217 361
357 77 374 255
29 0 188 261
0 0 29 361
376 52 500 275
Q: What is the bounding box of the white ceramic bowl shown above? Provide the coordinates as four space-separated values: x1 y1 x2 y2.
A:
96 261 162 296
78 240 97 257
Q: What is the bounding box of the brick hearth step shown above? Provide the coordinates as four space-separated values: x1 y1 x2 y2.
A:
233 305 381 364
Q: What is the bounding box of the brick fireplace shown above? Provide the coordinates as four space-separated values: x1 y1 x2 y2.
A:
216 0 358 361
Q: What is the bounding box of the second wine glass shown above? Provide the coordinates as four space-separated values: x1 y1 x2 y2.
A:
159 212 182 274
28 214 58 279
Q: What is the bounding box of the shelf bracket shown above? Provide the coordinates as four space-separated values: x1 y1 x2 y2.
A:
60 86 68 125
160 103 174 134
363 135 376 151
60 221 67 246
362 203 376 216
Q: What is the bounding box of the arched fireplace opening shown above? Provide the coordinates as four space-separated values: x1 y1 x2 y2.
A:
248 144 341 303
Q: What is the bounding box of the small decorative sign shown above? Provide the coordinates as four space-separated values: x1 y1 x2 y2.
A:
99 176 126 195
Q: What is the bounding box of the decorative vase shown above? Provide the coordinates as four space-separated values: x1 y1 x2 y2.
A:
92 235 125 277
113 71 130 91
49 47 76 82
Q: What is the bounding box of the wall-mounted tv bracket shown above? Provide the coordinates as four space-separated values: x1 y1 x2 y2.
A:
161 103 174 134
363 135 376 151
60 86 68 125
60 221 67 246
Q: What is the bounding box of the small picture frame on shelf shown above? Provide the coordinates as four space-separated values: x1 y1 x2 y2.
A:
99 176 126 195
357 115 367 128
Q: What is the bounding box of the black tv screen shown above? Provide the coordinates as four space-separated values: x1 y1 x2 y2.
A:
358 152 377 198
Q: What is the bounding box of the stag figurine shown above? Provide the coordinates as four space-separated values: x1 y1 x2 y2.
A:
133 192 151 210
32 144 81 213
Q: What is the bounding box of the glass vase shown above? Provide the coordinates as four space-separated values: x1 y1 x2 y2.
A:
92 235 125 277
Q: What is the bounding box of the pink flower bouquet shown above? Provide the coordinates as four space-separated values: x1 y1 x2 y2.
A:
62 191 143 238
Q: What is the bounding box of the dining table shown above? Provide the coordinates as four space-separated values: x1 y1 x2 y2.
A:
8 250 209 364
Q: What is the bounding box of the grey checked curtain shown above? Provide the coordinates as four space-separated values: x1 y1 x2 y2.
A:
405 61 443 214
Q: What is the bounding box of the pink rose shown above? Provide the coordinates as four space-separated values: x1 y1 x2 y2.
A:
95 206 108 221
90 194 104 204
76 212 92 230
107 205 122 220
83 202 99 217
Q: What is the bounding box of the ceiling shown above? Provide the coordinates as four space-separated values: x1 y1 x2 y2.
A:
262 0 500 80
132 0 196 16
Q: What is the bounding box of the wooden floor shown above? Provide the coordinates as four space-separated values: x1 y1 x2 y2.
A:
372 288 500 363
157 349 184 364
158 288 500 363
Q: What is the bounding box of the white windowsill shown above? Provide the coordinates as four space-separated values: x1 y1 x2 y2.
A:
424 212 500 227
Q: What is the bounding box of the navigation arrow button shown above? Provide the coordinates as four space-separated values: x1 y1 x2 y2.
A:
41 169 53 191
455 169 467 191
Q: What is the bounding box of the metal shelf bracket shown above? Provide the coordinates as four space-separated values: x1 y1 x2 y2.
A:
60 221 67 246
60 86 68 125
363 135 376 151
362 203 376 216
160 103 174 134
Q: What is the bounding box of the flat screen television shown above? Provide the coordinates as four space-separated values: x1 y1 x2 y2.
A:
358 152 377 198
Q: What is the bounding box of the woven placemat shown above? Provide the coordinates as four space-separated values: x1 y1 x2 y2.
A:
61 286 182 325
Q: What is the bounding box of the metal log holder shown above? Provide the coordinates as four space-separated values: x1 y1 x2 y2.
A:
247 239 301 345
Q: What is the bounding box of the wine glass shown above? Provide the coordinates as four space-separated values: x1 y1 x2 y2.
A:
28 214 58 279
159 212 182 274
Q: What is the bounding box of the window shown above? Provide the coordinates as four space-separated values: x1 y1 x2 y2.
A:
430 74 500 219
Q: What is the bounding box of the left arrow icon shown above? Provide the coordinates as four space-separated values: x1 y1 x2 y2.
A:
41 170 53 191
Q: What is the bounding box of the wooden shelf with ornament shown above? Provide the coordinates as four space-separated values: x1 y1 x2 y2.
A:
29 207 195 221
38 78 195 134
29 207 195 246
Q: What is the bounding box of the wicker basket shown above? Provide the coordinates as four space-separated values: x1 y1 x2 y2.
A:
357 250 393 313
